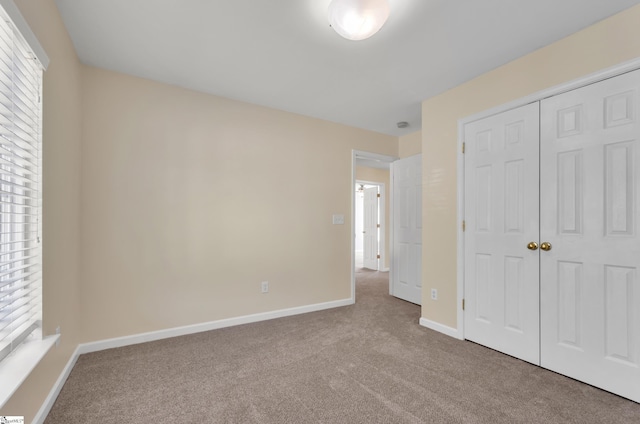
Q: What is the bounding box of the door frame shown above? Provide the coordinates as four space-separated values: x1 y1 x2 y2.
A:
456 57 640 340
352 150 397 302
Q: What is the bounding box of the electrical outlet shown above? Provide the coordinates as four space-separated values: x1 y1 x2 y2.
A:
55 326 61 347
261 281 269 293
431 289 438 301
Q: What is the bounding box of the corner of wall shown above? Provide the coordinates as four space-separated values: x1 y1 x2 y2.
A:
0 0 84 421
398 130 422 158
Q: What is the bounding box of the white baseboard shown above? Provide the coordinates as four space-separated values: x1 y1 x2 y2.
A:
380 267 390 272
33 346 80 424
77 298 353 354
34 297 353 422
419 317 463 340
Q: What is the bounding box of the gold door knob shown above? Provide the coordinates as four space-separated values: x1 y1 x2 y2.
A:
540 242 552 251
527 242 538 250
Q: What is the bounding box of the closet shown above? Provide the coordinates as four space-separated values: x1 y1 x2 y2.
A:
464 68 640 402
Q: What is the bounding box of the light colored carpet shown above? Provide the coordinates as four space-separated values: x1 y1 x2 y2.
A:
45 270 640 423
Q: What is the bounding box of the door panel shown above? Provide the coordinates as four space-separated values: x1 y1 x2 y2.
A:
392 154 422 305
363 186 379 270
540 68 640 402
464 103 540 365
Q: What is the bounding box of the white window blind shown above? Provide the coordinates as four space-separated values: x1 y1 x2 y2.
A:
0 4 43 364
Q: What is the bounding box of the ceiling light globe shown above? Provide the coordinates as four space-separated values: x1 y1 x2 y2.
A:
328 0 390 41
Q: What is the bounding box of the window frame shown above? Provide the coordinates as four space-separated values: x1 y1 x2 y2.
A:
0 0 53 409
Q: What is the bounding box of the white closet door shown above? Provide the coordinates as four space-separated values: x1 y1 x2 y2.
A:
392 154 422 305
540 69 640 402
464 103 541 364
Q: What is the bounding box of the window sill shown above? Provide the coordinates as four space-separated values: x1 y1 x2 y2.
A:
0 333 59 408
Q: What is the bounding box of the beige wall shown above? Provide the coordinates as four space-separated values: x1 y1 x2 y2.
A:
79 66 398 342
355 166 390 270
9 1 640 420
0 0 82 421
2 2 397 417
421 4 640 328
398 130 421 158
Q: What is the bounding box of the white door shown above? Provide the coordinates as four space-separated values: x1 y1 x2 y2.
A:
392 154 422 305
540 69 640 402
464 103 541 364
363 186 379 270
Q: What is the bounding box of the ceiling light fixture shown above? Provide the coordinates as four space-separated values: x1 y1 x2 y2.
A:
328 0 390 41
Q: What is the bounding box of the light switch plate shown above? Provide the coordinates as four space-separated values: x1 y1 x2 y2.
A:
332 214 345 225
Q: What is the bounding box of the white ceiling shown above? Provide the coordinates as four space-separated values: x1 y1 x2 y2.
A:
54 0 640 136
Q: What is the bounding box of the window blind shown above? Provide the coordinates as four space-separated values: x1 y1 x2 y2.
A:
0 5 43 364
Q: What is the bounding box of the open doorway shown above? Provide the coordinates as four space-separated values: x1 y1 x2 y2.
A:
351 150 397 301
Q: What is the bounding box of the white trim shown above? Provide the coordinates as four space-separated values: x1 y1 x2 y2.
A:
460 56 640 127
419 317 462 340
32 297 353 422
354 150 397 163
32 346 80 424
0 334 58 408
456 123 465 339
77 298 353 355
389 163 394 295
351 153 356 301
379 183 386 273
456 57 640 342
0 0 49 69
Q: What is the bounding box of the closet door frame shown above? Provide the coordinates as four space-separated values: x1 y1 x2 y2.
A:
456 57 640 339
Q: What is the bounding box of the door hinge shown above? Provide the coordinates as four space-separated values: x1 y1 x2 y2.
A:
377 193 381 198
462 142 465 154
377 254 381 259
377 224 380 228
462 299 465 310
462 220 466 232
